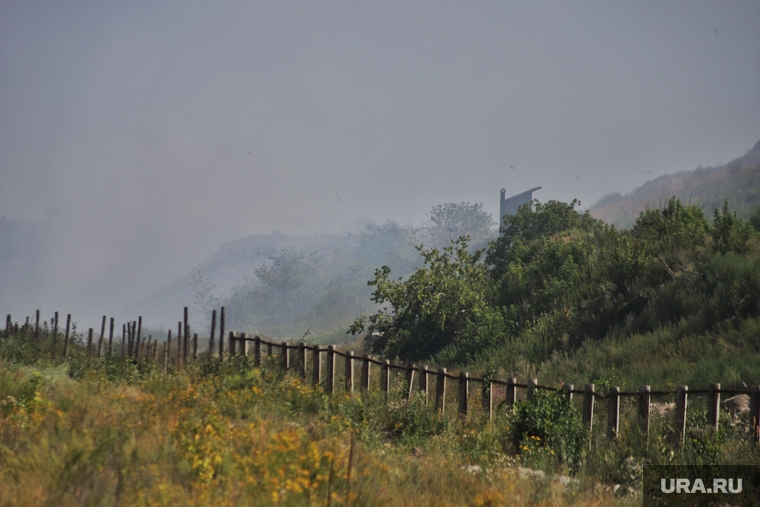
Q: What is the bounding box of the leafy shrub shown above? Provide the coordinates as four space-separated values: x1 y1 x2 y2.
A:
510 390 586 472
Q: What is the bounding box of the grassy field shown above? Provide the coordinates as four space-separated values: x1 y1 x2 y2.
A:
4 328 760 506
0 350 636 507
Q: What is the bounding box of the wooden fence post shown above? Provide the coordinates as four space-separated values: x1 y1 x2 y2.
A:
527 378 538 401
361 355 371 393
638 385 651 439
209 309 217 358
98 315 106 358
312 346 321 388
381 360 390 398
419 365 429 404
298 343 306 380
63 314 71 359
458 371 469 417
87 328 93 357
121 323 126 358
242 333 251 357
746 385 758 442
219 307 225 358
582 384 595 440
108 317 114 355
254 336 261 366
183 308 189 363
436 368 447 414
281 341 289 370
675 385 688 447
52 312 59 359
136 317 142 361
166 330 172 368
405 364 415 400
4 314 9 337
163 341 168 372
607 386 620 440
193 333 198 360
267 341 273 357
506 377 517 408
326 345 335 394
34 309 40 343
127 322 134 358
345 351 354 393
228 331 236 356
708 383 721 431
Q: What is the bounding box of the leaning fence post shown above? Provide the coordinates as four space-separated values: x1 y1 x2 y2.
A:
708 383 721 431
506 377 517 408
381 360 391 398
326 345 335 394
563 383 574 402
583 384 595 443
361 355 371 392
436 368 447 414
675 385 688 447
607 386 620 440
345 351 354 393
405 364 415 400
420 365 429 404
208 309 216 358
527 378 538 401
281 341 289 370
750 386 760 443
638 385 651 439
98 315 106 358
63 314 72 360
458 371 469 417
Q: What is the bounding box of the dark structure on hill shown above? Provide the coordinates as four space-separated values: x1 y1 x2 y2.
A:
500 186 541 232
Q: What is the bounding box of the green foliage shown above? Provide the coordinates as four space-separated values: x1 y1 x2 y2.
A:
425 202 496 250
350 237 505 362
711 200 753 254
510 390 586 472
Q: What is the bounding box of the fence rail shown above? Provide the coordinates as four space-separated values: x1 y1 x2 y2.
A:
3 308 760 446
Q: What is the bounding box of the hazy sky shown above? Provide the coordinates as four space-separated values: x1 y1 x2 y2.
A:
1 1 759 322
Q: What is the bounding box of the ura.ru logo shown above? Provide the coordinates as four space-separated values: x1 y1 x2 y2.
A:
660 478 742 494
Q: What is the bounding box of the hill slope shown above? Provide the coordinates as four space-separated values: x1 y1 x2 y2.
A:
590 139 760 228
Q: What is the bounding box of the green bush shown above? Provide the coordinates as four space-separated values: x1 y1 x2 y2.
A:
510 390 586 472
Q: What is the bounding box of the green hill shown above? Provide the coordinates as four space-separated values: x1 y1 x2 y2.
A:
590 139 760 228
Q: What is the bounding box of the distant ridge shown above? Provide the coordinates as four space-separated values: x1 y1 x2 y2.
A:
590 139 760 228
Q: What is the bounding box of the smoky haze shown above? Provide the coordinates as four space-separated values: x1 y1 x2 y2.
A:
1 1 759 326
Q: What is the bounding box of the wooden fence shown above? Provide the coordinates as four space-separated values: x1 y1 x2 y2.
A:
4 308 760 446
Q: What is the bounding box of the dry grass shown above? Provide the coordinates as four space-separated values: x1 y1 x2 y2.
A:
0 359 634 506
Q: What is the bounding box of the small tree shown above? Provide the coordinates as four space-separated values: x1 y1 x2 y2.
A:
424 202 496 250
349 237 505 363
